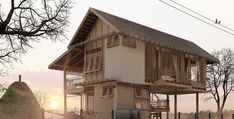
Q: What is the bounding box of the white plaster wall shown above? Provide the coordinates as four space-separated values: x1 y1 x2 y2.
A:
120 40 145 84
104 39 145 84
104 38 122 80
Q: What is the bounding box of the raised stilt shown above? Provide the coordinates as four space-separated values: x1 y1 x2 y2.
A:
174 94 177 119
196 93 199 119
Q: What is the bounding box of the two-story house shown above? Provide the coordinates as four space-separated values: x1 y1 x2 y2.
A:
49 8 219 119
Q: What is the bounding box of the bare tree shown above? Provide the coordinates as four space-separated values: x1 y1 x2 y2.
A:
0 0 71 68
206 48 234 118
34 90 50 108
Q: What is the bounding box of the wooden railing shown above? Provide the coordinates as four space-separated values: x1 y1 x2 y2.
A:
66 77 84 90
65 73 85 94
191 81 206 89
146 67 192 85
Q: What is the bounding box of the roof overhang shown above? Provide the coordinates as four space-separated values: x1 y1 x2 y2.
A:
49 48 84 72
68 8 119 48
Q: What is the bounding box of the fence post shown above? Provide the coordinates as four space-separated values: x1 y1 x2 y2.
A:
208 113 211 119
112 110 114 119
194 113 197 119
232 114 234 119
41 108 45 119
80 109 83 119
221 113 223 119
178 112 181 119
160 112 162 119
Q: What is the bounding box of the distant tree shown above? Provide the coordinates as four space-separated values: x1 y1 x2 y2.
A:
0 0 71 69
34 91 50 108
206 48 234 119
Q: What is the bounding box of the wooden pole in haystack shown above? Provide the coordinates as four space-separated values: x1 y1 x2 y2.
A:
19 75 21 82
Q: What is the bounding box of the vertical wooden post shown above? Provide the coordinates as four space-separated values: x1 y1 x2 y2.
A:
174 94 177 119
178 112 181 119
208 113 211 119
80 94 83 112
112 110 114 119
114 84 118 119
221 113 223 119
232 114 234 119
41 108 45 119
64 68 67 118
196 93 199 119
166 94 169 119
19 75 21 82
80 109 83 119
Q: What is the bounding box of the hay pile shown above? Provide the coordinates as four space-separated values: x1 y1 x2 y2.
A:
0 81 42 119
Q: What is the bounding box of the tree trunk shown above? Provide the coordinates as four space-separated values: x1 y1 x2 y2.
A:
216 103 221 119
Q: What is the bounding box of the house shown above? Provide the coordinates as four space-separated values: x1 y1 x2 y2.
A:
49 8 219 119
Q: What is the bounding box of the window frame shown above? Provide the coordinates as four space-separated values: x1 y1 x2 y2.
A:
122 35 137 48
107 35 119 48
83 40 103 73
134 88 149 109
102 86 114 98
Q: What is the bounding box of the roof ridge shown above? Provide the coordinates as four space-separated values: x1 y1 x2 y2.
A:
90 8 196 44
68 8 218 63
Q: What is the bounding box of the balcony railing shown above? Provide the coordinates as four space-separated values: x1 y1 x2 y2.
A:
65 72 85 93
191 81 206 89
146 67 191 85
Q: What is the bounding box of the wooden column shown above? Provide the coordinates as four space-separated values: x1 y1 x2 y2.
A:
64 68 67 118
80 94 83 111
166 94 169 119
174 94 177 119
113 84 118 119
196 93 199 119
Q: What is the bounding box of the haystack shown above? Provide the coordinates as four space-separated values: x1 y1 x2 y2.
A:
0 81 42 119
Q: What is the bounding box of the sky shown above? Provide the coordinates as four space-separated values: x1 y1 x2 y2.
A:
1 0 234 112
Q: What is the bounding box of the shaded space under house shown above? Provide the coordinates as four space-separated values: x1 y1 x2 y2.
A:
0 79 43 119
49 8 219 119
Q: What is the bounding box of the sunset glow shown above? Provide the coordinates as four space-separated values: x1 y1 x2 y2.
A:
49 100 58 110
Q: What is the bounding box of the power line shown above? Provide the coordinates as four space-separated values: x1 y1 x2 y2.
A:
158 0 234 35
168 0 234 32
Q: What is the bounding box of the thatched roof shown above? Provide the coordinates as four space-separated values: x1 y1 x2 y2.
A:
0 81 42 119
49 8 219 71
68 8 218 64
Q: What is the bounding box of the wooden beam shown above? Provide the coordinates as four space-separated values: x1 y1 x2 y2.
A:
113 83 117 119
174 94 177 119
73 59 84 67
64 51 82 66
196 93 199 119
63 68 67 118
167 94 170 119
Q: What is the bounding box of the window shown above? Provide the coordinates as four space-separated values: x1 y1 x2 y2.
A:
135 88 149 109
135 99 144 109
184 57 190 79
87 95 94 111
122 36 136 48
107 35 119 48
102 86 114 98
83 44 102 73
161 50 176 80
135 88 142 97
191 58 199 81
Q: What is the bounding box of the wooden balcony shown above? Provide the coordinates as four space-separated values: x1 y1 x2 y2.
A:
65 76 85 94
145 67 192 85
146 67 207 94
191 81 206 90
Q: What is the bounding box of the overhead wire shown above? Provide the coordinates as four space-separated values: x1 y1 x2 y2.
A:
168 0 234 32
158 0 234 35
